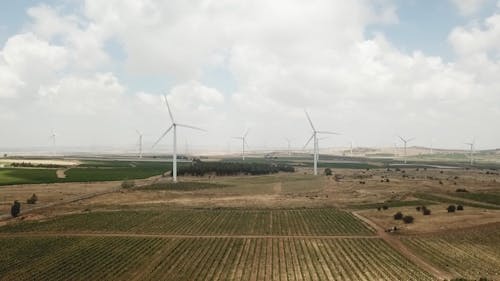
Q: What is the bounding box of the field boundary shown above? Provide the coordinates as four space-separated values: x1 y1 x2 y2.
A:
352 212 453 280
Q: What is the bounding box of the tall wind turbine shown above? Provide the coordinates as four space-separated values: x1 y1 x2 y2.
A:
152 95 206 183
465 139 475 165
398 136 415 164
50 129 57 156
233 130 249 160
285 138 292 156
135 130 143 159
303 111 339 176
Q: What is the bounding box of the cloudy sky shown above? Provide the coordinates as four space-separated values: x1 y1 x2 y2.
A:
1 0 499 153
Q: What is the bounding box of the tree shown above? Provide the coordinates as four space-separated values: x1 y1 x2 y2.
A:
26 193 38 204
394 212 403 220
423 208 431 215
11 200 20 217
457 205 464 211
403 215 414 224
447 205 456 213
324 168 332 176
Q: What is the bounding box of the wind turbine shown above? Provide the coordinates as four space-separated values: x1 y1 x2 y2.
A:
285 138 292 156
50 129 57 156
303 111 339 175
135 130 143 158
152 95 206 183
233 130 249 160
465 138 475 165
398 136 415 164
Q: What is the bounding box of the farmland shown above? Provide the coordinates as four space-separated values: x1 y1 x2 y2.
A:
0 236 435 281
0 157 499 281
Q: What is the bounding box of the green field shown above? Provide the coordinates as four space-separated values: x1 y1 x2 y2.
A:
347 199 436 210
0 160 171 186
403 224 500 280
0 236 434 281
413 193 500 210
453 192 500 206
0 209 374 236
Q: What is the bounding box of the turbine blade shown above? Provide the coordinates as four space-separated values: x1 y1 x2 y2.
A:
303 134 314 149
232 137 243 140
243 129 249 138
317 131 340 135
152 125 173 148
163 94 175 123
135 129 141 136
407 137 415 142
398 136 406 142
176 123 207 132
304 110 316 131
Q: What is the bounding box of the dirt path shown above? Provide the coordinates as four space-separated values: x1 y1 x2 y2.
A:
56 169 67 179
273 182 282 194
353 212 452 280
0 232 378 239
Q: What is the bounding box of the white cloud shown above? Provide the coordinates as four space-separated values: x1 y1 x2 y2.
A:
450 0 489 16
449 13 500 56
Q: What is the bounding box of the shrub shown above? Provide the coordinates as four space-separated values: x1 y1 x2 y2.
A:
10 200 21 217
447 205 456 213
377 207 381 211
394 212 403 220
382 205 388 210
457 205 464 211
423 208 431 215
121 180 136 189
402 215 414 224
324 168 332 176
416 206 421 211
455 188 468 192
26 193 38 204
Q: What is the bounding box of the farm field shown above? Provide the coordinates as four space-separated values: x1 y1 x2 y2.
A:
403 224 500 280
0 236 435 281
0 158 499 281
0 208 374 236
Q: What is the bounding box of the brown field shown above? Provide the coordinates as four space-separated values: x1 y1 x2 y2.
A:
0 164 499 280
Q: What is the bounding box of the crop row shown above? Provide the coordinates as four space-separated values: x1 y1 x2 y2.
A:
0 237 434 281
0 209 373 236
402 225 500 279
0 236 165 281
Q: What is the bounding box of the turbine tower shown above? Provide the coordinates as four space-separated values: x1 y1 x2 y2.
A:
50 129 57 156
465 139 475 165
152 95 206 183
136 130 143 158
303 111 338 176
233 130 249 160
285 138 292 156
398 136 415 164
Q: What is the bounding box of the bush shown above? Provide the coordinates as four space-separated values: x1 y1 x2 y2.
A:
447 205 456 213
457 205 464 211
10 200 21 217
455 188 468 192
382 205 388 210
394 212 403 220
423 208 431 215
402 215 414 224
416 206 421 211
324 168 332 176
121 180 136 189
26 193 38 204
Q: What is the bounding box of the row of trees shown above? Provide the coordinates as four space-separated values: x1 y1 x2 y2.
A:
10 162 66 168
175 161 295 177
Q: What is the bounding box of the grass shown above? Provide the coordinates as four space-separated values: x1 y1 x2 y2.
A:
0 168 59 186
0 160 172 186
414 193 500 210
138 181 230 191
0 208 374 236
347 200 436 210
452 192 500 206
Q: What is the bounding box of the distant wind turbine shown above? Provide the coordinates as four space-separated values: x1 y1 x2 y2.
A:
152 95 206 183
233 130 249 160
303 110 339 175
398 136 415 164
465 138 475 165
135 129 143 158
285 138 292 156
50 129 57 156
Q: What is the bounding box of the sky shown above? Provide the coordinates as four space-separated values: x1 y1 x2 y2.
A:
0 0 500 153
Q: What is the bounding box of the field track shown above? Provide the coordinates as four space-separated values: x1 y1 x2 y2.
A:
353 212 453 280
